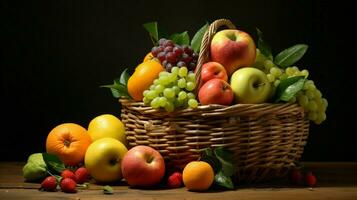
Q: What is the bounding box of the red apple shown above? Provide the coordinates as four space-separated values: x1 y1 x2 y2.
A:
201 62 228 85
210 29 256 76
198 78 233 106
121 145 165 187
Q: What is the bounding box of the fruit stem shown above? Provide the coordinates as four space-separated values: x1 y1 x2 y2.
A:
64 140 71 147
146 156 154 163
254 82 265 88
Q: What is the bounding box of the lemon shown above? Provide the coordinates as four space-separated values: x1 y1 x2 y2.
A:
88 114 127 146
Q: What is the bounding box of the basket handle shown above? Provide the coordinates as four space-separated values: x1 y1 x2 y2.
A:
195 19 236 91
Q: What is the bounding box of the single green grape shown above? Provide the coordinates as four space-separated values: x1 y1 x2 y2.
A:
143 90 150 97
187 73 196 82
153 79 159 85
178 67 188 77
301 69 309 77
159 71 170 77
298 94 309 107
264 60 274 70
168 73 177 83
274 80 281 87
158 97 167 107
171 67 179 75
155 85 164 94
178 91 187 100
150 97 160 108
270 67 282 77
305 90 315 100
188 99 198 108
164 101 175 112
172 85 180 95
146 90 158 99
186 81 196 91
267 74 275 82
163 88 175 98
143 97 150 105
308 100 318 111
178 78 186 88
187 92 195 99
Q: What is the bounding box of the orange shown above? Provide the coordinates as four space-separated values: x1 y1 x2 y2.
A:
46 123 92 166
127 59 164 101
182 161 214 191
143 52 154 62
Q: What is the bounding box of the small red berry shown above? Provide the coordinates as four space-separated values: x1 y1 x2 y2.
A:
74 167 89 184
290 169 303 185
60 178 77 193
40 176 57 191
61 169 76 180
167 172 183 188
305 172 317 187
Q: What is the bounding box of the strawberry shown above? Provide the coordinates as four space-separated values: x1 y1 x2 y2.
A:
305 172 317 187
60 178 77 193
40 176 57 191
167 172 182 188
61 169 76 180
74 167 89 184
290 169 303 185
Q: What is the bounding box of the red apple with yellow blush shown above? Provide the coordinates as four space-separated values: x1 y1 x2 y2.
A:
210 29 256 76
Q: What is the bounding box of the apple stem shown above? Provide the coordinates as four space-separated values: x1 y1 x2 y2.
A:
254 82 266 88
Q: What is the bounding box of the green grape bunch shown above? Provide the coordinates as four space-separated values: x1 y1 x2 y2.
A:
143 66 198 112
253 49 328 124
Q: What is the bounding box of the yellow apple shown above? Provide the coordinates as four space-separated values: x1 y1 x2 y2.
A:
84 138 128 182
88 114 127 146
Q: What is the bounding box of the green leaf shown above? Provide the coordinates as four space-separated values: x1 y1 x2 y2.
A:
42 153 65 174
274 76 306 102
214 147 235 177
274 44 308 68
214 171 234 189
191 23 209 53
101 82 129 99
201 148 220 173
119 68 130 86
143 22 159 45
256 28 273 60
170 31 190 46
103 185 114 195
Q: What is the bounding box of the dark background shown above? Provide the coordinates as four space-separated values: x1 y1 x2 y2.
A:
1 0 356 161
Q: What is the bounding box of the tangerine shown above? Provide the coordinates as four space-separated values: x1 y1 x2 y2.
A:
46 123 91 166
182 161 214 191
127 59 164 101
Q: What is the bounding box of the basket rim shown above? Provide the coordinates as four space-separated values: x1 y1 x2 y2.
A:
119 98 305 118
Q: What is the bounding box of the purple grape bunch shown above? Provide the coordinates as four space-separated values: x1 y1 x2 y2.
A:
151 38 198 72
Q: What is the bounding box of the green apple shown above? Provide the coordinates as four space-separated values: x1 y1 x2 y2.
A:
230 67 272 103
84 138 128 182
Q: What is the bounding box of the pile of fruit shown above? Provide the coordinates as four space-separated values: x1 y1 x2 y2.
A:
24 20 327 193
107 22 328 125
23 114 222 192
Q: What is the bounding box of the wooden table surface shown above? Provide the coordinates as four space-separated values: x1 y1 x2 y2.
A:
0 162 356 200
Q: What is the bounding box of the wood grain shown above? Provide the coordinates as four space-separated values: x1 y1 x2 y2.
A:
0 162 356 200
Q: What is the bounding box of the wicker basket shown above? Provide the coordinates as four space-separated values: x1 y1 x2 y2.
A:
120 19 309 183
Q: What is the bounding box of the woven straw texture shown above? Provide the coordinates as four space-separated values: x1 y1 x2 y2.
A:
120 19 309 182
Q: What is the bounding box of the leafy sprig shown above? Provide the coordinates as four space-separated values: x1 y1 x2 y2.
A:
101 68 131 99
256 28 309 102
143 21 209 53
201 147 236 189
